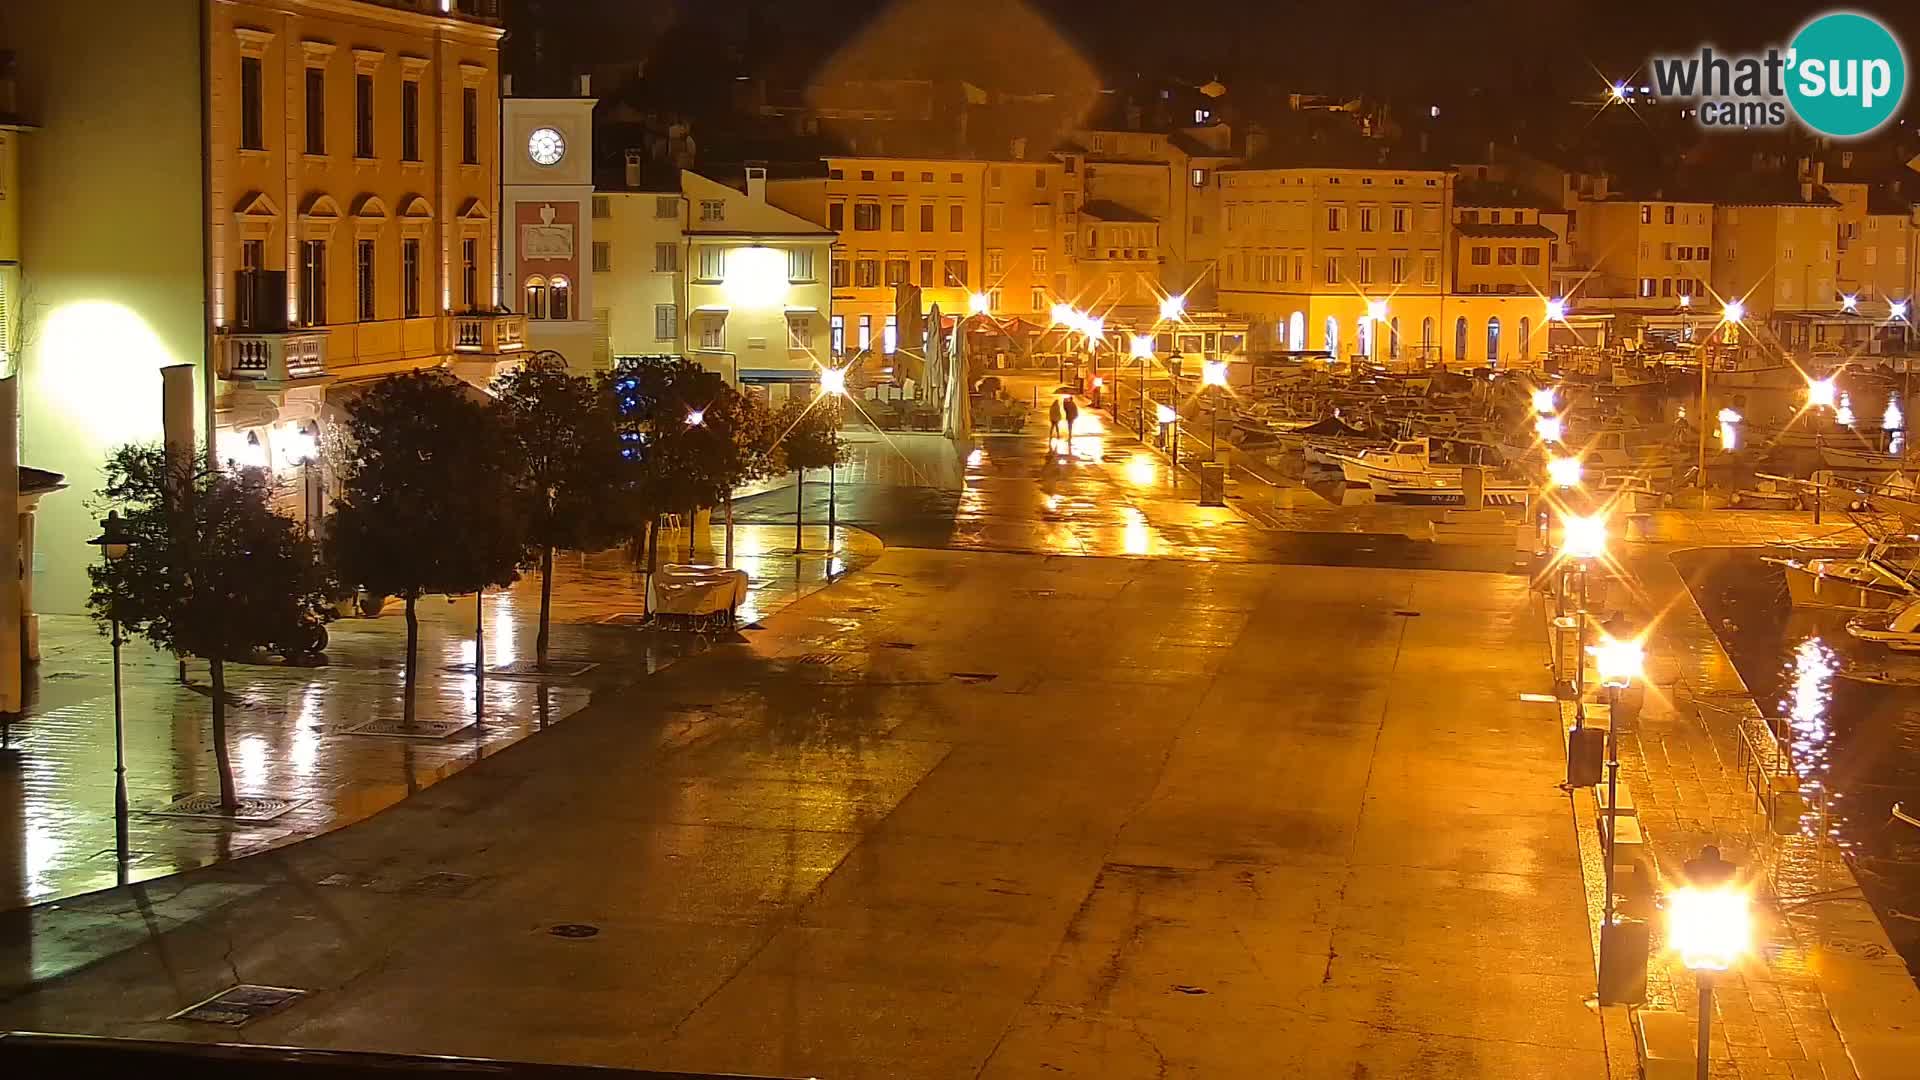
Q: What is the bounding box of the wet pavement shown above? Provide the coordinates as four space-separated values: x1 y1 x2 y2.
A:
0 525 880 914
0 551 1606 1079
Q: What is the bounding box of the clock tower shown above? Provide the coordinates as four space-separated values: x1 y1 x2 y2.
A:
501 77 597 369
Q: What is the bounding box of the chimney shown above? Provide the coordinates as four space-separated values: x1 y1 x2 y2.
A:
1796 155 1812 181
1813 160 1825 185
502 73 514 97
1800 180 1813 202
625 149 643 188
745 164 767 203
578 74 592 97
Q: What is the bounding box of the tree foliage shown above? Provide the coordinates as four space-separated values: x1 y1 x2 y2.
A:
773 395 848 474
492 352 627 665
89 444 330 807
328 371 523 717
607 355 776 524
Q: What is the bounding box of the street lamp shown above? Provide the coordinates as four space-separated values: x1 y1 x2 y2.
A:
968 291 991 317
1806 376 1837 411
1367 299 1388 367
1546 297 1568 322
686 409 705 427
1590 634 1644 928
1202 359 1229 455
1547 455 1583 488
817 369 848 552
1159 294 1186 322
1842 293 1859 313
1670 846 1748 1080
1131 335 1154 441
1561 513 1607 731
279 422 320 538
1532 386 1557 414
87 511 134 883
1536 414 1564 445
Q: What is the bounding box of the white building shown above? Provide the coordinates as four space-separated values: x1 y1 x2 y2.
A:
594 152 685 359
681 168 834 400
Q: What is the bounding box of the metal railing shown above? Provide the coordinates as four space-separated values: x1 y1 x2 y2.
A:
0 1033 813 1079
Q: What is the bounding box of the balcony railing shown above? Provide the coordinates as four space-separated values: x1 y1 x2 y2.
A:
453 312 528 355
221 330 329 384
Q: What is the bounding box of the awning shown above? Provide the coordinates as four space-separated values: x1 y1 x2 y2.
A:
738 368 822 384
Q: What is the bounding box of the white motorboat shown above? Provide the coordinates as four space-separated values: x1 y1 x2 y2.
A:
1368 474 1529 505
1330 437 1459 485
1821 444 1902 473
1765 539 1920 611
1847 596 1920 652
1864 473 1920 522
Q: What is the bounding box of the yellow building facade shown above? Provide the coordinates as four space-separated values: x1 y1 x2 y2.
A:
10 0 508 615
1213 165 1547 369
767 155 1076 360
1576 199 1714 304
1711 197 1841 323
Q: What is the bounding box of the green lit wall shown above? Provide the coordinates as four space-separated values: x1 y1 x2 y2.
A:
13 1 207 614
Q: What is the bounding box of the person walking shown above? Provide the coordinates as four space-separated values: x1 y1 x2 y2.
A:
1062 396 1079 453
1048 397 1064 444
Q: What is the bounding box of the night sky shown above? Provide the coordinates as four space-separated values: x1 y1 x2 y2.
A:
519 0 1920 99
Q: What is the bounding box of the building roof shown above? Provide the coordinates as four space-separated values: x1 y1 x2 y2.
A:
1079 200 1159 224
1455 222 1557 239
1452 179 1550 211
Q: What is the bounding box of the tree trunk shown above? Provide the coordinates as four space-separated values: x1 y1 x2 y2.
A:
795 469 805 551
646 516 660 575
403 592 419 725
536 543 554 669
210 657 238 809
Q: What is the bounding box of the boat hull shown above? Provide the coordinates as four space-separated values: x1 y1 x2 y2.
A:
1774 560 1906 611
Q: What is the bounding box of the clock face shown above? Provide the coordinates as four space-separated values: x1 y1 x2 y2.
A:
528 127 566 166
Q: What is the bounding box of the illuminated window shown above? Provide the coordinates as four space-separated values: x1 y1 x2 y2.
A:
1324 315 1339 354
550 276 571 320
830 314 845 355
788 249 816 282
523 276 548 319
1518 316 1531 356
884 314 897 352
831 257 849 288
1453 316 1467 362
858 314 871 350
1485 316 1501 361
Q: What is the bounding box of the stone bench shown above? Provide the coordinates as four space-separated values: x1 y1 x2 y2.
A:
1595 775 1637 820
1600 813 1654 916
1635 1008 1697 1080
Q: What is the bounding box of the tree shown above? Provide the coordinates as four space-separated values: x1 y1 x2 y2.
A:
772 394 847 551
493 352 625 669
328 371 523 723
605 356 776 570
89 445 330 809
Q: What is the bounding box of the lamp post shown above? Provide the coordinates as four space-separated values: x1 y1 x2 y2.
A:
1671 846 1747 1080
818 367 847 555
87 511 133 883
1699 300 1744 487
1202 359 1229 455
1367 299 1387 369
1561 514 1607 728
1590 634 1644 927
1132 335 1154 443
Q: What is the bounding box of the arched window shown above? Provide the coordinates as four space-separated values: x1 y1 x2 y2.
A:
550 275 572 321
1486 316 1502 362
1454 316 1468 363
524 276 549 320
1389 317 1401 360
1288 311 1305 350
1421 317 1435 356
1355 317 1370 359
1324 315 1339 356
1518 316 1531 359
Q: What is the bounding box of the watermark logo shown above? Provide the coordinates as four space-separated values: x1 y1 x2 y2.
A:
1649 10 1906 138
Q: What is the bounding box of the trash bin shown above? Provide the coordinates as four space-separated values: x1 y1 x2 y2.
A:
1597 916 1650 1005
1199 462 1226 506
1567 723 1604 787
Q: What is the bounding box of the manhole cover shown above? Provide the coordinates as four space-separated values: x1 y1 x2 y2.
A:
599 612 649 627
881 642 916 650
549 923 599 939
950 672 998 684
171 984 306 1025
344 717 475 739
487 659 598 677
797 653 844 666
150 793 297 822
